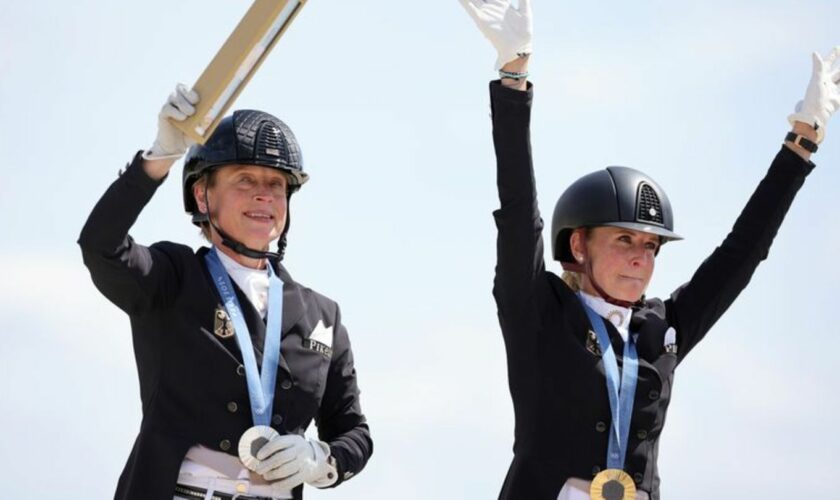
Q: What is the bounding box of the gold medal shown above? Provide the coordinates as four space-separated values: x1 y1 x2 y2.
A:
590 469 636 500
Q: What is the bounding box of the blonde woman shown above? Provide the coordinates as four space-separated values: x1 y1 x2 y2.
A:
79 92 372 500
460 1 839 499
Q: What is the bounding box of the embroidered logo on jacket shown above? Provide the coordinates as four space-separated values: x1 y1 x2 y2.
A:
213 306 235 339
305 320 334 357
585 329 602 357
663 326 678 354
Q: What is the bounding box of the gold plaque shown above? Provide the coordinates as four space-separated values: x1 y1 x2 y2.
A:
590 469 636 500
172 0 309 144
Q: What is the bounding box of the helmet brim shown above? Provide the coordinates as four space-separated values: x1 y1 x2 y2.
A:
599 222 683 242
197 161 309 187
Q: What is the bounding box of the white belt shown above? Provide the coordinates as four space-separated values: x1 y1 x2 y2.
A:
179 445 292 500
176 475 293 500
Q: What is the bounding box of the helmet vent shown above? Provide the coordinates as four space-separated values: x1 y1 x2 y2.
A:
637 183 664 225
256 123 287 162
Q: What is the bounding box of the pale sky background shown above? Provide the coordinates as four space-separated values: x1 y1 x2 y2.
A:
2 1 839 498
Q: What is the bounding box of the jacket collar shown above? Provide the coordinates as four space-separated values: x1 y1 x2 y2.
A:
199 246 307 336
578 290 632 341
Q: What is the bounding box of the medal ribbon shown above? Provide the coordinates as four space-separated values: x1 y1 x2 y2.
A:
580 297 639 469
205 248 284 427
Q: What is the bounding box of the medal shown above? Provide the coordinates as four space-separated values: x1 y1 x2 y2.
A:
238 425 280 471
206 248 285 468
579 296 641 496
590 469 636 500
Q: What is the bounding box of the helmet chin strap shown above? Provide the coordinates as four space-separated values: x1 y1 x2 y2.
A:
203 184 282 261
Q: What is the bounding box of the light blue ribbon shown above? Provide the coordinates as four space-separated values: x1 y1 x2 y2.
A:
205 248 284 427
580 298 639 469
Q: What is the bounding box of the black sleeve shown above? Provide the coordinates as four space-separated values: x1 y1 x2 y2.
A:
315 304 372 487
77 151 181 315
490 80 547 329
666 146 815 361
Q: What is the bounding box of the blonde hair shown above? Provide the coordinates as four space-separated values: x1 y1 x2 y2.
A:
560 226 591 292
561 271 582 292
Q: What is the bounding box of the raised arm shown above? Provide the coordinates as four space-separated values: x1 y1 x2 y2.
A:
77 85 199 314
460 0 545 326
667 47 840 360
785 48 840 160
459 0 533 89
141 83 199 179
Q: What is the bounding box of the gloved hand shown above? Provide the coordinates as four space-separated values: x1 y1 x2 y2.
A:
143 83 199 160
459 0 533 70
254 434 337 490
788 47 840 144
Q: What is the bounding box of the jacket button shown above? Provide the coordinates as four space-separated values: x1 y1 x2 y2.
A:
634 472 644 485
591 465 601 477
595 421 607 433
236 365 245 376
636 429 648 440
219 439 231 451
280 380 293 390
227 402 238 413
648 390 660 401
272 414 283 426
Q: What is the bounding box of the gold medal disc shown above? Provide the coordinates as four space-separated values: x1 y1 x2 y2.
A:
590 469 636 500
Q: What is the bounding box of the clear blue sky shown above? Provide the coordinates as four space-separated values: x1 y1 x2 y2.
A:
1 1 838 498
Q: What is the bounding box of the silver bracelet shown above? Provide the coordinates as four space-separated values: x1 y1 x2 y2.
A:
499 69 529 81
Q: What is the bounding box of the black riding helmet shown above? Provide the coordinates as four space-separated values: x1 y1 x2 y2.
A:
551 166 682 270
182 109 308 260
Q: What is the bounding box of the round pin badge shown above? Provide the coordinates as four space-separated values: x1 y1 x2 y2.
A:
590 469 636 500
238 425 280 471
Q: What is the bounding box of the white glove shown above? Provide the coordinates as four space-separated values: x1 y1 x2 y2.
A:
143 83 199 160
459 0 533 70
254 434 338 490
788 47 840 144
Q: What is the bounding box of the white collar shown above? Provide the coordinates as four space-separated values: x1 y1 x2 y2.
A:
214 246 270 319
578 291 632 341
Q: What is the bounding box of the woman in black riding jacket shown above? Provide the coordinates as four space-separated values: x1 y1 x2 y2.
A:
79 87 372 500
459 1 839 498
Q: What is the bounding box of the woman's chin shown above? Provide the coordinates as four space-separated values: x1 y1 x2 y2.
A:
606 286 644 303
237 231 280 250
237 237 272 252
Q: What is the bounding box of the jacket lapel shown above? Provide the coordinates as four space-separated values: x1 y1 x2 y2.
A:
233 284 267 363
197 248 301 377
630 310 669 385
273 262 307 337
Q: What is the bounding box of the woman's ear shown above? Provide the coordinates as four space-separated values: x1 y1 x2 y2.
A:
193 182 208 214
569 228 585 263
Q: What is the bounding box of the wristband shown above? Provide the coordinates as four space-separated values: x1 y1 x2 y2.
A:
785 132 818 153
499 69 529 81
